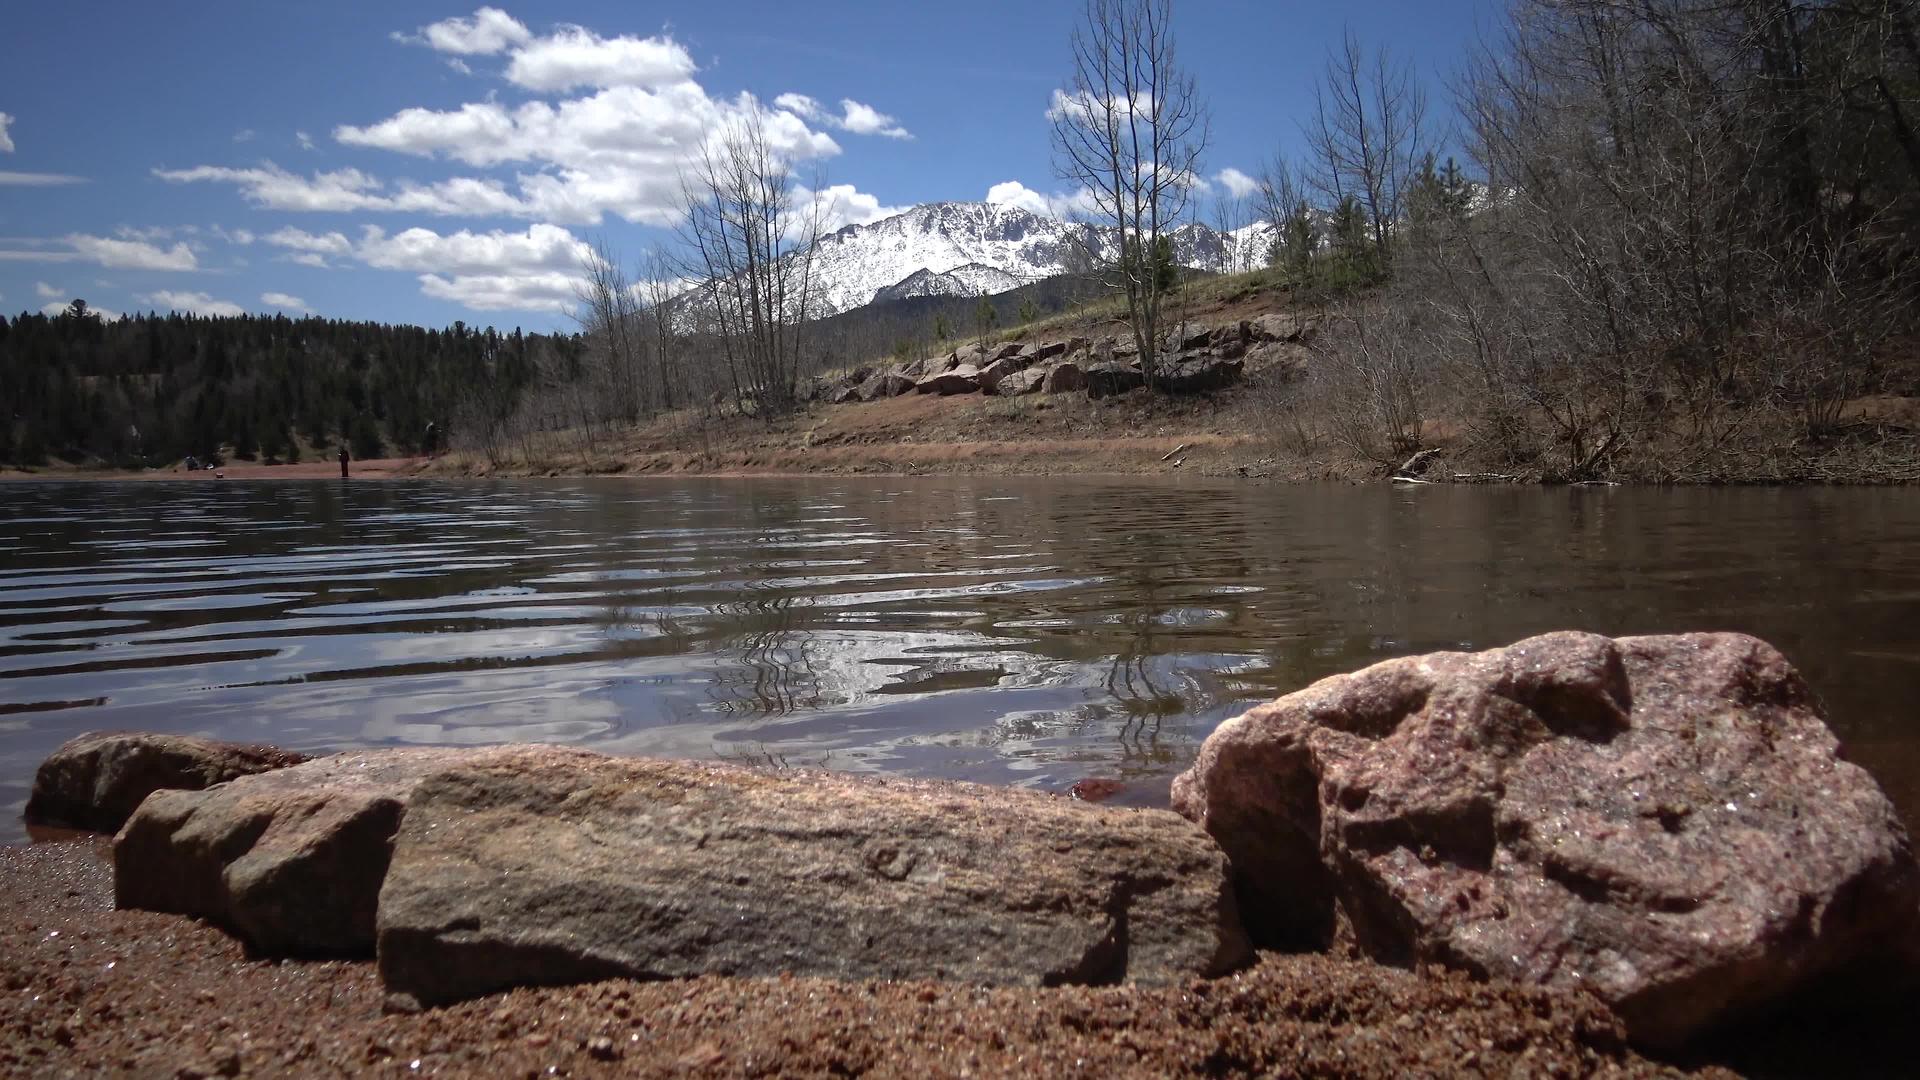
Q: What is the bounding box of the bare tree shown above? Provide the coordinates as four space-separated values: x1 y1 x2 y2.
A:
1305 29 1429 264
676 111 827 417
1051 0 1209 389
575 238 643 422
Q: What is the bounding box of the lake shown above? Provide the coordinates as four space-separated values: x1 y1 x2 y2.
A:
3 477 1918 842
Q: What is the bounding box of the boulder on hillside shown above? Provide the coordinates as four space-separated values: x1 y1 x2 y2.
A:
1172 631 1920 1049
988 341 1026 362
1249 313 1310 344
897 356 932 379
114 747 496 955
1031 340 1071 363
26 731 308 834
1170 324 1215 352
917 364 983 396
996 367 1048 396
377 747 1249 1007
1086 361 1146 399
1043 360 1088 395
830 385 863 405
953 344 987 368
858 373 917 401
1154 356 1244 394
978 352 1036 393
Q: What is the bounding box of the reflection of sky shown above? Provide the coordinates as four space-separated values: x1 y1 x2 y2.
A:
4 477 1920 844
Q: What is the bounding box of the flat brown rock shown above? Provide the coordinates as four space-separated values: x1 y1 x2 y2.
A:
114 747 495 955
377 747 1249 1006
1173 631 1920 1048
24 731 307 833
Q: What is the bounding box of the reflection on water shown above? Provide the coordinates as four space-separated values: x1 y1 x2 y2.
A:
2 477 1918 842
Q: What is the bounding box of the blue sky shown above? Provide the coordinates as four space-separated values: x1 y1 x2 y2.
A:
1 1 1492 331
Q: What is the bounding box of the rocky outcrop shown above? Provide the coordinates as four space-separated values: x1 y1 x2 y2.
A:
1153 356 1244 394
996 366 1049 396
916 364 982 396
378 748 1249 1007
114 748 492 955
25 732 307 833
1085 361 1145 399
977 352 1035 394
1172 631 1920 1048
857 372 916 401
1248 313 1312 344
1042 360 1087 395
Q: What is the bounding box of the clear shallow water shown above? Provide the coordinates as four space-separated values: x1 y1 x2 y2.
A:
3 477 1918 842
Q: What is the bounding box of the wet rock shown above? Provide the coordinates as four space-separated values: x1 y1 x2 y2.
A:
115 748 494 955
25 732 308 833
1042 360 1088 395
857 372 916 401
1085 361 1145 399
1172 631 1920 1048
378 747 1249 1006
1153 356 1244 394
915 364 982 396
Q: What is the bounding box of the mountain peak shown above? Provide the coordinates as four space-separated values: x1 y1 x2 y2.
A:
808 200 1271 314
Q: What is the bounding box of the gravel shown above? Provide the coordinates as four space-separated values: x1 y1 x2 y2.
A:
0 840 1735 1078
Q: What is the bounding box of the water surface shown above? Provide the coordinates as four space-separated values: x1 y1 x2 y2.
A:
3 477 1917 841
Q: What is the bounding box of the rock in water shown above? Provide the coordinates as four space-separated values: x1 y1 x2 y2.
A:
1171 631 1920 1048
115 748 489 954
378 747 1249 1006
25 732 307 833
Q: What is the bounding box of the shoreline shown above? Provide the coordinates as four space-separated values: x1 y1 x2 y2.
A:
0 838 1704 1078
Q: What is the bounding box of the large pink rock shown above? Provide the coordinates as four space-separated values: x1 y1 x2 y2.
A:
25 731 307 833
1172 631 1920 1048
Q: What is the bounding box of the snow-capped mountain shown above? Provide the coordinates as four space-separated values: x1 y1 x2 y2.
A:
806 202 1275 314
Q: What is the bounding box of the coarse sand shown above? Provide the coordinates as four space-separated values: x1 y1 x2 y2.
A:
0 840 1734 1079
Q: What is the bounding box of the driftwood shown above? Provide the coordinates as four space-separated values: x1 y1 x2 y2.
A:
1161 442 1192 462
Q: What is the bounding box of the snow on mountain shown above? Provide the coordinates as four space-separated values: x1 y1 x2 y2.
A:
805 201 1276 315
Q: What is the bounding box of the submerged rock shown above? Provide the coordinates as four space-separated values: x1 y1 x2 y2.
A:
25 731 307 833
115 747 491 955
378 747 1248 1006
1172 631 1920 1048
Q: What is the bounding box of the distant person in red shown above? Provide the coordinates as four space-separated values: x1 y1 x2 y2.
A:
338 444 350 478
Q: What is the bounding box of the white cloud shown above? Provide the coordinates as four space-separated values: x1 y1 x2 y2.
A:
419 271 581 312
265 226 354 256
446 58 473 76
154 164 390 212
505 26 696 92
985 180 1097 220
233 129 256 143
355 222 593 276
66 234 198 271
798 184 904 235
296 130 315 151
35 281 62 299
138 289 244 316
328 88 839 225
262 222 595 314
0 170 87 187
0 111 13 153
41 300 119 320
1215 167 1260 199
260 291 312 313
837 100 910 139
215 226 255 246
775 94 910 139
399 7 531 55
